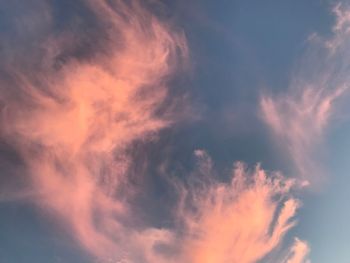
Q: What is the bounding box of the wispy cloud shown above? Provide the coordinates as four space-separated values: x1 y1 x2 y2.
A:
3 1 348 262
261 86 346 185
95 150 306 263
327 2 350 51
259 3 350 260
0 0 187 260
171 151 303 263
283 238 310 263
261 3 350 186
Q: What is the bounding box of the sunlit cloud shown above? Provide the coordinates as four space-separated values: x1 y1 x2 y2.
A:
259 3 350 260
172 151 303 263
2 1 349 262
283 238 310 263
100 151 306 263
261 3 350 186
327 2 350 51
261 86 346 185
0 0 187 260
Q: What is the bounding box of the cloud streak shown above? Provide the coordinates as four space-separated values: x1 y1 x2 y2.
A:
261 86 346 185
261 3 350 186
259 3 350 260
283 238 310 263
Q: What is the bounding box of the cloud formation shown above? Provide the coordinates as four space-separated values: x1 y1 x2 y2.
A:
259 3 350 260
261 3 350 185
171 151 303 263
2 1 339 262
261 86 345 184
283 238 310 263
0 0 187 260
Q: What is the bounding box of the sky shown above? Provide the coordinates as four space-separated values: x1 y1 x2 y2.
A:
0 0 350 262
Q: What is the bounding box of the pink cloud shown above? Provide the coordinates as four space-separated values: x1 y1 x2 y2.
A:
103 151 305 263
4 1 343 262
259 4 350 260
172 151 303 263
260 3 350 185
261 86 346 184
327 2 350 51
283 238 310 263
0 0 187 260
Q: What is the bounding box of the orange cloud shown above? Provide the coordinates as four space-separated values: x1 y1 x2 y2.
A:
108 151 304 263
283 238 310 263
173 151 302 263
0 0 187 260
0 1 321 262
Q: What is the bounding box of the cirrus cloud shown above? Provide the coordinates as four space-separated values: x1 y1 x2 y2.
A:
0 0 187 260
261 2 350 186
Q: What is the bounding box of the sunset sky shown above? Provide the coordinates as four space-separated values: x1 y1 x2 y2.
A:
1 1 350 262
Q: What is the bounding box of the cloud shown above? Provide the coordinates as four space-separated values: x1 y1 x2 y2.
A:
98 151 304 263
171 151 303 263
0 0 187 260
326 2 350 51
283 238 310 263
259 3 350 261
260 3 350 185
260 86 346 184
0 1 333 262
